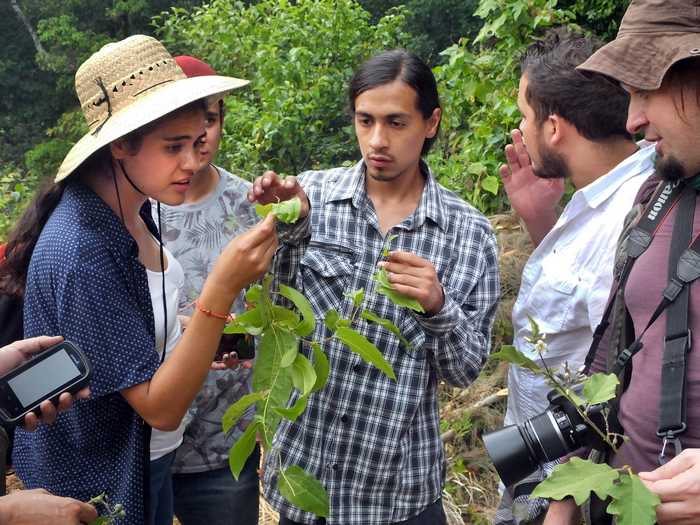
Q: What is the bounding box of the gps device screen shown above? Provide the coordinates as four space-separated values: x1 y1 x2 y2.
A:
8 349 81 408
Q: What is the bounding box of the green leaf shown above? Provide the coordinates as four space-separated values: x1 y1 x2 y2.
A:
252 327 295 447
382 234 398 257
582 373 620 406
229 420 259 480
279 344 298 368
310 342 329 392
481 175 500 195
344 288 365 309
253 328 298 389
255 196 302 223
607 472 660 525
531 457 619 505
224 308 264 335
490 345 542 373
373 267 425 313
88 519 110 525
324 309 340 331
528 315 542 340
361 310 412 350
279 284 316 336
246 284 262 305
333 326 396 380
278 465 329 517
290 353 317 395
271 305 300 329
274 394 308 421
222 391 267 434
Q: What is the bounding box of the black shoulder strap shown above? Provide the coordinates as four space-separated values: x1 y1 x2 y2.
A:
657 187 696 461
584 180 684 372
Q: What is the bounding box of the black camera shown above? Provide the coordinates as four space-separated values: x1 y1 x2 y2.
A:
482 389 611 487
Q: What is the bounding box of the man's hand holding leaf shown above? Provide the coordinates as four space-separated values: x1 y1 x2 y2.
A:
378 252 444 315
247 170 310 219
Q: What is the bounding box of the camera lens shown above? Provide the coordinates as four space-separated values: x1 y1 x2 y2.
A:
483 424 539 487
525 409 574 462
483 408 574 487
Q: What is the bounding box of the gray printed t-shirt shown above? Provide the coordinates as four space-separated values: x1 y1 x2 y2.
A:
155 166 258 474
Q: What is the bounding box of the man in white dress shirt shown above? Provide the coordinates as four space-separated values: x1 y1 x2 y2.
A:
494 28 656 525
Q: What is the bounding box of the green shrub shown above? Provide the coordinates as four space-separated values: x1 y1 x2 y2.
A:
429 0 573 215
155 0 410 179
0 165 35 240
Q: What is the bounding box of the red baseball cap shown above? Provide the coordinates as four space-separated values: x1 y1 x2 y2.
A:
175 55 217 78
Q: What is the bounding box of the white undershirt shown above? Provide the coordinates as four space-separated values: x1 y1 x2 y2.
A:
146 244 186 461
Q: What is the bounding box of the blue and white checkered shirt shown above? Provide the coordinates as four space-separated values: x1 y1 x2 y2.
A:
263 161 500 524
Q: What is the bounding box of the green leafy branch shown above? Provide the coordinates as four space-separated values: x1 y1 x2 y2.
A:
87 493 126 525
221 276 407 516
220 204 423 516
490 318 660 525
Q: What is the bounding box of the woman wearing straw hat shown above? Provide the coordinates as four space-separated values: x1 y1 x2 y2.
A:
8 35 277 525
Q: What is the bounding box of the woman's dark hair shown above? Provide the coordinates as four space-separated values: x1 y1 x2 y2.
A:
0 178 68 297
0 98 208 297
348 49 441 156
521 27 632 142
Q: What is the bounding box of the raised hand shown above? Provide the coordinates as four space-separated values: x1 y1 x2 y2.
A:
210 214 279 296
248 170 310 219
499 129 564 244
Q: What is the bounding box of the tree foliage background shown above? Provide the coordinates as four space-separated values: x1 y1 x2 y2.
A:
2 0 630 236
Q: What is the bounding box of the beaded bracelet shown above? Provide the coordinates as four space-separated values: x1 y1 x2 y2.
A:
194 300 235 323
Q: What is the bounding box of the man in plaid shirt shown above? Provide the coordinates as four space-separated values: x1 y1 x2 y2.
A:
249 50 500 525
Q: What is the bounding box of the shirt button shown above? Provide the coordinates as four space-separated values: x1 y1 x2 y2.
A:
353 363 362 372
340 414 348 423
332 463 339 471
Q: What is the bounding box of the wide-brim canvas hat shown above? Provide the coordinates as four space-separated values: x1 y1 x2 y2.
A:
55 35 249 182
578 0 700 91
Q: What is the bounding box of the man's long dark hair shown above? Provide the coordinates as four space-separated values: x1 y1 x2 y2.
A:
348 49 441 156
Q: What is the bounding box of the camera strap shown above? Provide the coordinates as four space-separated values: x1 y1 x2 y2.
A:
584 182 699 464
657 186 696 463
584 180 685 373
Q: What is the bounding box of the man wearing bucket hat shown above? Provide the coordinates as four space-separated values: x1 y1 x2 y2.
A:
11 35 277 525
156 55 261 525
544 1 700 524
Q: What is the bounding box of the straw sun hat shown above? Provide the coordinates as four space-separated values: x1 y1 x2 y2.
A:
55 35 249 182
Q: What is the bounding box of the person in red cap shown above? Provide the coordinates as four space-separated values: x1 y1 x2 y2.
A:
155 55 261 525
544 1 700 524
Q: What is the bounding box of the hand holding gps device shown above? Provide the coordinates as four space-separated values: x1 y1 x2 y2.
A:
0 340 91 425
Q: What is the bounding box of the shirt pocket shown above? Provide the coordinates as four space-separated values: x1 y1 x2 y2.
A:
527 256 580 333
300 241 354 317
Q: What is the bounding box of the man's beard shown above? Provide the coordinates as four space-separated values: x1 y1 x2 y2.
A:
657 155 688 182
368 169 402 182
533 143 571 180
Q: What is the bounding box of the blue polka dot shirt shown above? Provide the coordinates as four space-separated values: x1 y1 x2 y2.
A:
15 182 161 524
